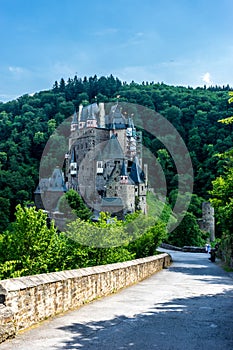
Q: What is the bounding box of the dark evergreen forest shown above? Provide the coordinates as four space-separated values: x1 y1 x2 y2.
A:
0 75 232 233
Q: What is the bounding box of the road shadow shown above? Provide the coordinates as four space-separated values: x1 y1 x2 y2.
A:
56 289 233 350
168 256 233 285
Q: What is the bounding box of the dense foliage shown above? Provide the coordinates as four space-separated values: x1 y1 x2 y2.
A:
0 75 232 230
58 189 93 221
0 206 166 279
164 212 208 247
209 94 233 267
0 74 233 275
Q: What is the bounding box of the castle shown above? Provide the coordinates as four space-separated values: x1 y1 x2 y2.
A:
35 102 148 220
65 102 148 219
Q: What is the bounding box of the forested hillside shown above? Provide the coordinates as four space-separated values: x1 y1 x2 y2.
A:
0 75 233 232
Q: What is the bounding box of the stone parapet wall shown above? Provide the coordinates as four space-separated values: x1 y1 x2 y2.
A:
160 243 206 253
0 253 171 343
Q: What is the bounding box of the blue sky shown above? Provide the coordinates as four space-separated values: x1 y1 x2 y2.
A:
1 0 233 102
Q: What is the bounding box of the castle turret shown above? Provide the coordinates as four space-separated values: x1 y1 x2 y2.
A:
71 110 78 132
202 202 215 241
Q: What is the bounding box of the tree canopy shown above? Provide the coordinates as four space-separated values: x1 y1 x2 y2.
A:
0 75 233 273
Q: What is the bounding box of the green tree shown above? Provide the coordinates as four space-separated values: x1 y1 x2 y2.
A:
209 91 233 266
210 156 233 266
0 205 67 278
59 189 92 221
0 197 10 232
166 212 207 247
128 221 167 258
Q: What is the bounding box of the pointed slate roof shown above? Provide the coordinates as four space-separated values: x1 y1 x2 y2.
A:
129 156 145 184
105 103 126 129
101 134 124 160
71 110 78 124
48 167 67 192
34 168 67 194
80 103 99 122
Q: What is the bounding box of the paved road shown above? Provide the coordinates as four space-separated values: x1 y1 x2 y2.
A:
1 250 233 350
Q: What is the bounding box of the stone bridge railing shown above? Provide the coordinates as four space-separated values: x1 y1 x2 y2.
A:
0 253 171 343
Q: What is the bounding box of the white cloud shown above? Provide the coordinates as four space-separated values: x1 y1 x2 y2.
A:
202 72 212 85
8 66 25 74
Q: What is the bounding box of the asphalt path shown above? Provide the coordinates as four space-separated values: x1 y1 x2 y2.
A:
1 249 233 350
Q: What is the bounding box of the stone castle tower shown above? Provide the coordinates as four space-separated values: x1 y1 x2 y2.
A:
199 202 215 242
65 102 148 219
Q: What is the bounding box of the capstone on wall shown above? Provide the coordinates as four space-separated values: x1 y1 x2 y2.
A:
0 253 171 344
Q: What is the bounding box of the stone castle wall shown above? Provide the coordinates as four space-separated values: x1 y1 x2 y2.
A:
0 253 171 344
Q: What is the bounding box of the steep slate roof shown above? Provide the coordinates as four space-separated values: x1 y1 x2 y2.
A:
101 134 124 160
47 167 67 192
80 103 99 122
71 110 78 124
34 168 67 194
129 156 145 184
105 103 126 129
34 178 49 194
